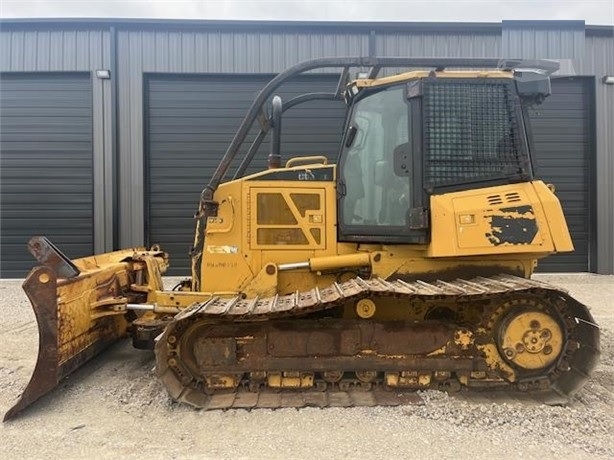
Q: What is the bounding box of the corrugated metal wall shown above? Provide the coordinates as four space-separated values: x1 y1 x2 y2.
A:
502 20 585 59
0 27 114 255
376 32 501 57
0 20 612 274
579 33 614 274
116 27 369 246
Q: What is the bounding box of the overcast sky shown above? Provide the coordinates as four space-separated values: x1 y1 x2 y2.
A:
1 0 613 25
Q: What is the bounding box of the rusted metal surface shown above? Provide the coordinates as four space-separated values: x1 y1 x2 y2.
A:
4 249 168 422
212 389 402 409
195 337 237 367
155 274 600 411
27 236 80 279
4 266 129 421
186 320 460 372
131 317 170 350
3 267 60 421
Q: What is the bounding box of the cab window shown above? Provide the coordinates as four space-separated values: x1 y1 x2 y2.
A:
340 86 411 228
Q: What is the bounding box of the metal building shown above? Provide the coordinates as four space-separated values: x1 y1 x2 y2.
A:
1 19 613 276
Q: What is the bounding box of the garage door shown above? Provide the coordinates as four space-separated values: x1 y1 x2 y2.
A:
529 77 594 272
0 73 94 278
145 74 346 275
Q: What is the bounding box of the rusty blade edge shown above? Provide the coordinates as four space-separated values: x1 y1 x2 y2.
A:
3 266 123 422
4 267 60 422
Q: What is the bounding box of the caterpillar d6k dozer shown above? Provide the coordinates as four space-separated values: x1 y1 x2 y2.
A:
5 57 600 421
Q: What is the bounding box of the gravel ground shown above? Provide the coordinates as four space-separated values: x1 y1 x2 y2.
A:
0 273 612 459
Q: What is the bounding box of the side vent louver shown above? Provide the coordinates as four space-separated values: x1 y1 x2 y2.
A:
487 195 503 205
487 192 522 206
505 192 522 203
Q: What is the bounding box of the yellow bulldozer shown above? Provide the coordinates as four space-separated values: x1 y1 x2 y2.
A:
4 57 600 420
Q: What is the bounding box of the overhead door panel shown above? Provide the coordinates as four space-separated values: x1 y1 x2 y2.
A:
146 74 346 275
529 77 593 272
0 73 94 278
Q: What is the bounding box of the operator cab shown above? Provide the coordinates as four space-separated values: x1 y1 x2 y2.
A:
337 70 549 244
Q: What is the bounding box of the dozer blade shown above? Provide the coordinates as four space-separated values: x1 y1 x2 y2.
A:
4 238 167 421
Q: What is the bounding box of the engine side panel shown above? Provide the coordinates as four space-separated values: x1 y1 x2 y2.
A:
428 181 573 258
200 164 343 296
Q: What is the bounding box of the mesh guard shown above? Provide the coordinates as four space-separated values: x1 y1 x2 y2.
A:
423 79 529 189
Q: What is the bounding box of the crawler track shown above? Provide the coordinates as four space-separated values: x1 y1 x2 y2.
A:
155 275 600 410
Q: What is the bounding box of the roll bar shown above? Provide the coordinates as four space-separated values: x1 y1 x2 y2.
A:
198 56 559 212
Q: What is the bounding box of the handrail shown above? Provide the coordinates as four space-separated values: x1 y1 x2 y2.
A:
285 156 329 168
